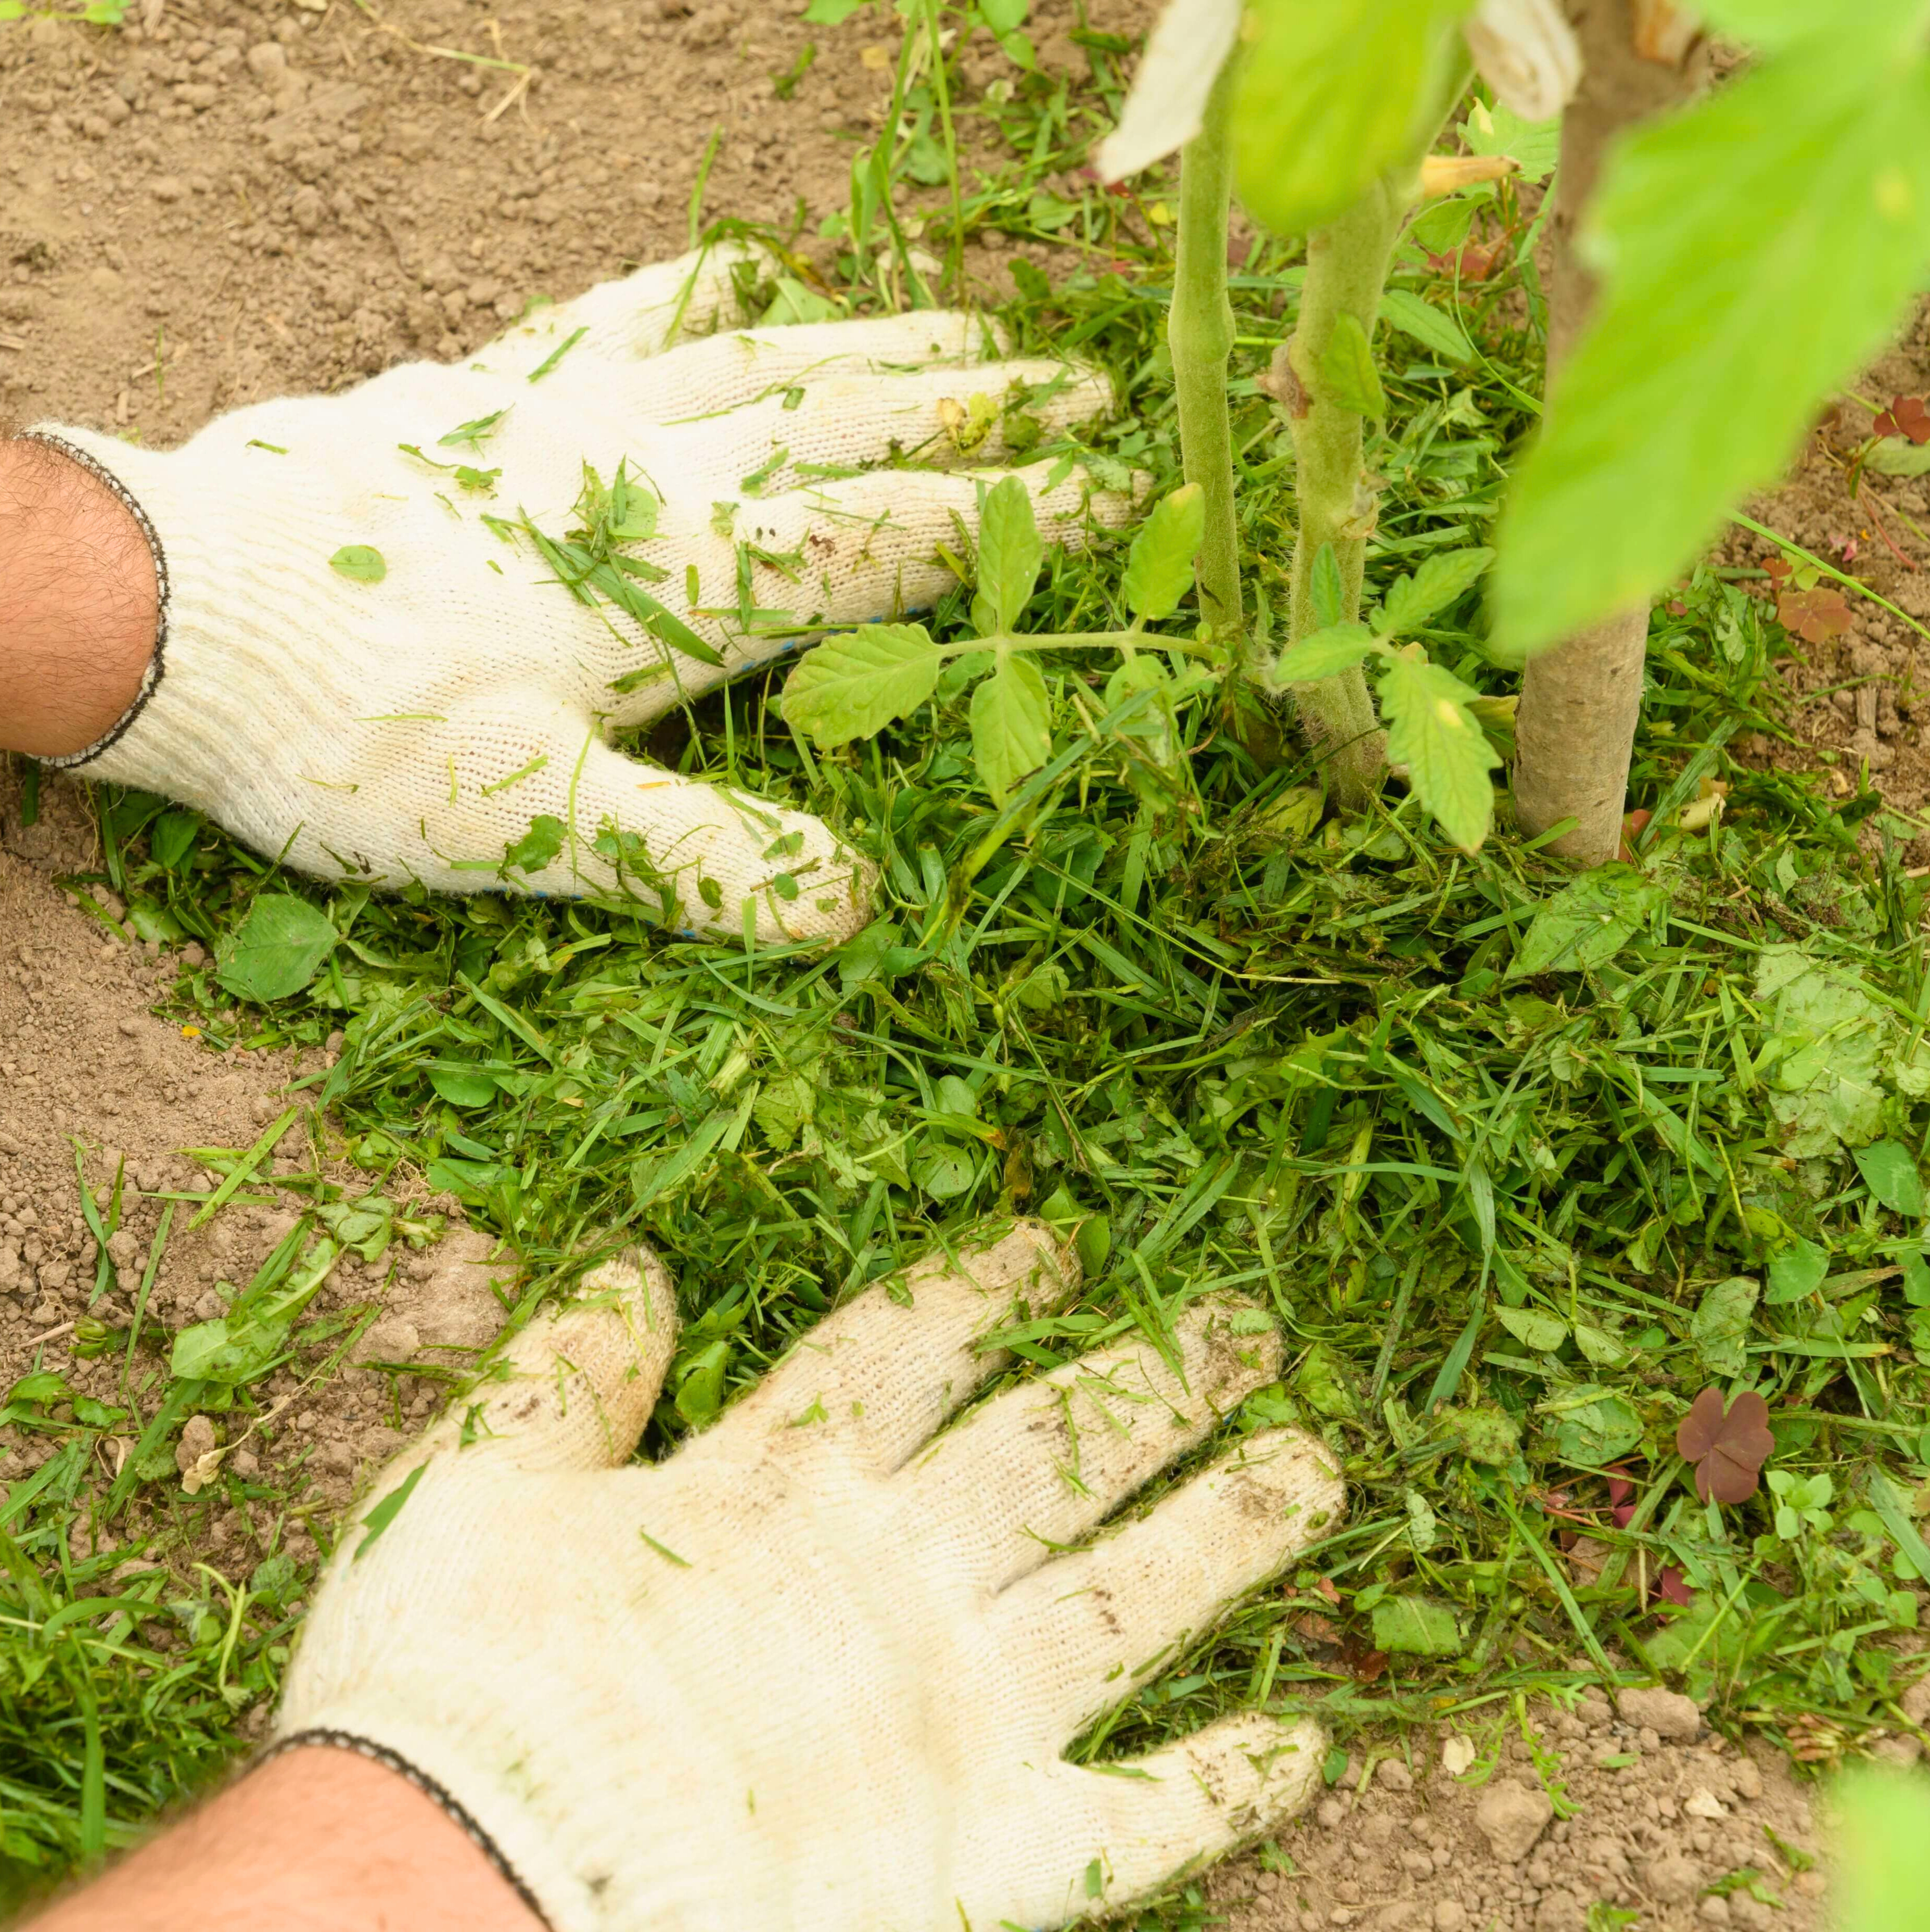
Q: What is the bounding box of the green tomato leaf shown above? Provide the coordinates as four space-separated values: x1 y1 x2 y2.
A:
1372 1594 1463 1656
1459 96 1561 183
1317 310 1388 419
328 545 387 583
1856 1139 1927 1217
1379 286 1475 364
1272 621 1376 683
1375 546 1495 635
974 474 1043 635
1233 0 1476 236
1379 656 1499 851
1121 482 1205 623
216 893 339 1003
1699 0 1930 55
970 651 1053 802
1492 42 1930 656
780 622 943 747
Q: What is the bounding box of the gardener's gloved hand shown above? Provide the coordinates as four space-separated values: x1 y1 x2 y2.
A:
35 248 1119 944
272 1223 1344 1932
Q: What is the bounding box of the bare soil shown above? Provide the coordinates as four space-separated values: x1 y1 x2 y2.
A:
0 0 1869 1914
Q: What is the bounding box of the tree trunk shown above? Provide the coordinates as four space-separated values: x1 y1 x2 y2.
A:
1511 0 1699 863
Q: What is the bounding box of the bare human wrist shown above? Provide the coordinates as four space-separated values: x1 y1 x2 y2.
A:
0 430 162 761
23 1744 543 1932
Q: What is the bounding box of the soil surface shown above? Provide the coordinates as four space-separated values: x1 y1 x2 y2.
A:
0 0 1875 1917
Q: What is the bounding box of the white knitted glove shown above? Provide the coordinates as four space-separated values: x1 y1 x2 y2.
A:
36 248 1118 944
274 1222 1345 1932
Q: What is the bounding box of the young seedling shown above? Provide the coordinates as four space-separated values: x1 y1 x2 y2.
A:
780 475 1214 802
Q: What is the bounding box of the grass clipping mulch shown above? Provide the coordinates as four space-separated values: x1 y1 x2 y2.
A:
5 174 1930 1919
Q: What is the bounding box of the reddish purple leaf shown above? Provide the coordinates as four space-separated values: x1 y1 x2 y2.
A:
1658 1567 1692 1607
1875 395 1930 444
1677 1387 1774 1505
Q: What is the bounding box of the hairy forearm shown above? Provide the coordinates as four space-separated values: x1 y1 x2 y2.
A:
23 1747 540 1932
0 432 159 759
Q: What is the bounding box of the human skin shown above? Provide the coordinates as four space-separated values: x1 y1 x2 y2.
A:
24 1747 540 1932
0 433 159 759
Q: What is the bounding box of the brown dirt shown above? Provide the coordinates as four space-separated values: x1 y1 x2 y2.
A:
0 0 1862 1913
1207 1693 1834 1932
1721 313 1930 840
0 758 520 1610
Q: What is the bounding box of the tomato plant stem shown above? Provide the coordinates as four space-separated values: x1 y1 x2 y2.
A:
1168 59 1244 657
1280 174 1407 811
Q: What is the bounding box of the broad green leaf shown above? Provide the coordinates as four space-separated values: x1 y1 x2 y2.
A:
1492 45 1930 656
430 1067 499 1108
802 0 868 19
780 622 943 747
1766 1237 1830 1304
170 1319 234 1381
1295 1341 1357 1419
1272 621 1375 683
1692 1275 1759 1377
1700 0 1930 55
1375 547 1495 635
1317 311 1387 418
1233 0 1477 236
1837 1768 1930 1932
970 651 1052 801
1541 1386 1644 1465
328 544 387 583
1379 656 1499 851
1459 97 1561 183
1409 195 1478 257
1856 1139 1926 1217
979 0 1028 29
974 474 1043 635
1865 435 1930 477
1756 945 1890 1157
504 815 565 875
1121 483 1205 622
6 1371 71 1408
1372 1595 1463 1656
1573 1323 1632 1368
216 893 339 1002
914 1143 978 1199
1437 1402 1520 1466
1496 1305 1566 1353
1509 870 1667 976
150 809 200 871
1379 286 1475 365
1310 543 1345 629
673 1338 731 1427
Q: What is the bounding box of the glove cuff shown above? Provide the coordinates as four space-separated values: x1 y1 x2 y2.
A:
260 1727 553 1928
23 429 173 772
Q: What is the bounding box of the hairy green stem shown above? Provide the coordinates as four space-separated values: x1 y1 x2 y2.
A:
1277 174 1409 810
1168 61 1243 653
